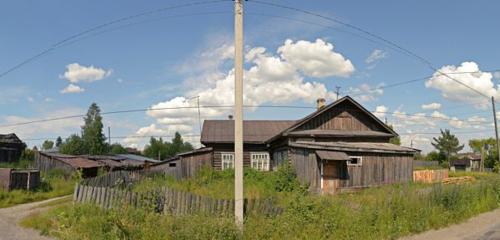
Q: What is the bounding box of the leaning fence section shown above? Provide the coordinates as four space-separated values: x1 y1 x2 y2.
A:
73 183 282 216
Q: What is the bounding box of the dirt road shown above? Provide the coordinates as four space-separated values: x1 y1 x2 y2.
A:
0 196 68 240
402 208 500 240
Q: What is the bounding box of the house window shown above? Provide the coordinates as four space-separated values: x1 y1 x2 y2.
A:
347 156 362 166
221 153 235 170
251 152 270 171
169 163 177 167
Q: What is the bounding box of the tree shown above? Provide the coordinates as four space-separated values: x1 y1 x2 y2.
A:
143 132 194 160
42 140 54 150
82 103 106 155
167 132 194 157
425 151 446 163
431 129 464 166
55 136 63 147
59 134 86 155
469 138 496 153
143 137 169 160
109 143 128 154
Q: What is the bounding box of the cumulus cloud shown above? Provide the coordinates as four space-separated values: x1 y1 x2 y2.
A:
425 62 497 108
365 49 387 64
124 39 355 148
374 105 388 119
60 84 84 94
277 39 355 78
421 102 441 110
348 83 384 102
60 63 112 83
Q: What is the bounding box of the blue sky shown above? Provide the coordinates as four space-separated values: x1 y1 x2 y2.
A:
1 0 499 152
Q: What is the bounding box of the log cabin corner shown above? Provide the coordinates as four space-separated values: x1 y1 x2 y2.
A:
151 96 419 194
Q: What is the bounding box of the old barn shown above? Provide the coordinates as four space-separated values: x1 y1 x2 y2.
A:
0 133 25 163
154 96 419 193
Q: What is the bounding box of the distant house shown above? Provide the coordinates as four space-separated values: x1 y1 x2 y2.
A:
153 96 419 194
451 153 482 172
0 133 25 163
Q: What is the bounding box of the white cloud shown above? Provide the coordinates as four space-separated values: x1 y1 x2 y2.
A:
60 63 112 83
365 49 387 64
124 38 355 148
430 111 449 120
60 84 84 94
421 102 441 110
494 72 500 79
374 105 388 119
27 97 34 103
425 62 497 108
348 83 384 102
277 39 355 78
448 117 466 129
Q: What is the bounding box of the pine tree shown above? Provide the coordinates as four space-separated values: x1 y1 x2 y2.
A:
432 129 464 166
55 136 63 147
82 103 106 155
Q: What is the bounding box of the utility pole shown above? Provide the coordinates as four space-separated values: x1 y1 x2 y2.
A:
108 126 111 145
234 0 244 229
196 96 202 135
335 86 341 100
492 97 500 171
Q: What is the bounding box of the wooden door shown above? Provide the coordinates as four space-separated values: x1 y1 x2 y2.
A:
322 161 340 194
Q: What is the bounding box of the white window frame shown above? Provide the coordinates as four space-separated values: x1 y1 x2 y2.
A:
251 152 270 171
221 152 235 170
347 156 362 167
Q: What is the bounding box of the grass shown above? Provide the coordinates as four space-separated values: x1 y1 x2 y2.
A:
0 169 76 208
21 170 500 240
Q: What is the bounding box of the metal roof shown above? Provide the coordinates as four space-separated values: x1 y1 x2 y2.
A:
316 150 350 161
290 141 418 154
201 120 296 144
115 154 160 163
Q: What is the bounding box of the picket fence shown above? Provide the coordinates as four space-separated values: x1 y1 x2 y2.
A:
73 183 282 216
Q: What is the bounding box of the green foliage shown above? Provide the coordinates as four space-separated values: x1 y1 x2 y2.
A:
274 160 305 193
82 103 107 155
0 171 75 208
432 129 464 163
109 143 128 154
59 134 86 155
41 140 54 150
426 150 447 163
143 133 194 160
56 136 63 147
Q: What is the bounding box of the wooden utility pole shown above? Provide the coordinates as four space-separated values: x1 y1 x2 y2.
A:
335 86 341 100
492 97 500 172
234 0 244 228
108 126 111 145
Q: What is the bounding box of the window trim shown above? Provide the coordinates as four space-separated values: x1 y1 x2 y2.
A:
221 152 235 170
250 152 270 171
347 156 362 167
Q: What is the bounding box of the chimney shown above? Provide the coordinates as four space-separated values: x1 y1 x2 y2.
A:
316 98 326 110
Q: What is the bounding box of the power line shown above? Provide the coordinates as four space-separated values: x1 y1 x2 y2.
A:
0 104 491 129
0 0 231 79
247 0 492 100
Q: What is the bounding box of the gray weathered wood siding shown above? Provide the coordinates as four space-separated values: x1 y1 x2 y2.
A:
338 153 413 188
297 101 386 132
180 151 212 178
289 147 413 191
289 148 321 192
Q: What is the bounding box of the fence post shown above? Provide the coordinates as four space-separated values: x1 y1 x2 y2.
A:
73 184 80 202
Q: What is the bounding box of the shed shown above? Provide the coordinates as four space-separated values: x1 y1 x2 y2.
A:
0 133 25 163
0 168 40 191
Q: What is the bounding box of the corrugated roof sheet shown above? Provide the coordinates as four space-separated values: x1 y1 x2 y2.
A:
58 157 102 169
116 154 160 163
316 150 350 161
201 120 296 144
291 141 418 154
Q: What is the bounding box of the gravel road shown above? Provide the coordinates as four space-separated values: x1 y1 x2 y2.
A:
0 197 68 240
401 208 500 240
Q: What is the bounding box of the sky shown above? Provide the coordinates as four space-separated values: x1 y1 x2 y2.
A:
1 0 500 152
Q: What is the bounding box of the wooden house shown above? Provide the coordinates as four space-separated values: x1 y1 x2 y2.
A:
0 133 25 163
155 96 419 193
451 153 482 172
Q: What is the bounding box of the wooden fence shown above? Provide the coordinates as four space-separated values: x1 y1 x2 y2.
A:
73 183 282 216
413 169 449 183
80 169 178 188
